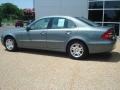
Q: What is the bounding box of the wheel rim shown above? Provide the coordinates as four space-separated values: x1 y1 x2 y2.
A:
5 39 14 50
70 43 84 58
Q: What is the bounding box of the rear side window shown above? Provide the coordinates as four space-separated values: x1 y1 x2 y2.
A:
51 18 66 29
51 17 76 29
65 19 76 28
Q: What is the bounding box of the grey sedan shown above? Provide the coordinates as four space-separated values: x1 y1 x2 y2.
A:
1 16 117 59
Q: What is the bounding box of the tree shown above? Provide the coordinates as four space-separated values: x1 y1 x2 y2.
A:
23 9 35 20
16 9 24 20
1 3 20 20
0 6 2 26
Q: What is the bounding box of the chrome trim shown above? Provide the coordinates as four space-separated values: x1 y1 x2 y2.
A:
20 40 64 43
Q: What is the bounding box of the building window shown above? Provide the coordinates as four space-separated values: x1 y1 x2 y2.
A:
105 1 120 9
89 10 103 21
88 0 120 36
89 1 103 9
104 10 120 22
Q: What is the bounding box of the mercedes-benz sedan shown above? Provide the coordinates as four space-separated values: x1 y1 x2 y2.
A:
1 16 117 59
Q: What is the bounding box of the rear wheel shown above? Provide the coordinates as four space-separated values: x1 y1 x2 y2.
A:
67 41 88 59
4 37 17 51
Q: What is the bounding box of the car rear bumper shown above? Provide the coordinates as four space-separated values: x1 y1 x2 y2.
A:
88 40 116 54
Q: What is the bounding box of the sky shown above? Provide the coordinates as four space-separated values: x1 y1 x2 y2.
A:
0 0 33 9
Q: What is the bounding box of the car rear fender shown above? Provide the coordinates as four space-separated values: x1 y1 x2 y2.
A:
66 36 89 52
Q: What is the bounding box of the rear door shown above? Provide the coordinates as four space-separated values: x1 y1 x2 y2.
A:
46 17 77 51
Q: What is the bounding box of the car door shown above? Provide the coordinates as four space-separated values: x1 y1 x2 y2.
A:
27 18 50 49
46 17 77 51
15 29 31 48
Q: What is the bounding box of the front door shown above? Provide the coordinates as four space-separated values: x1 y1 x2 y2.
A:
27 18 50 49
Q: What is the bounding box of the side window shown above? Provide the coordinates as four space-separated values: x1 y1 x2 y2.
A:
51 18 66 29
30 18 50 30
65 19 77 28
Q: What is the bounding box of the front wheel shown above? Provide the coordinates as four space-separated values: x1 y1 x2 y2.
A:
4 37 17 51
67 41 88 59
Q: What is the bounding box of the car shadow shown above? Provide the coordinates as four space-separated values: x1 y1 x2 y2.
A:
87 52 120 62
18 48 120 63
18 48 68 58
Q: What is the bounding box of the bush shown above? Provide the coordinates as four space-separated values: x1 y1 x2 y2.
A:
0 17 2 27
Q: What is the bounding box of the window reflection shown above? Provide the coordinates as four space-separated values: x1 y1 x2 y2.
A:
104 10 120 22
89 10 103 21
105 1 120 8
89 1 103 9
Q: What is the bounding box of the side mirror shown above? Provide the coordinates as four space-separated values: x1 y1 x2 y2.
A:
26 26 31 31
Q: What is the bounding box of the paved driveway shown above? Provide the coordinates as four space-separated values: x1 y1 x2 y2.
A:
0 41 120 90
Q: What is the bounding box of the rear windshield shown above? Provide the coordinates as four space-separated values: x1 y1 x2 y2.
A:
75 17 99 27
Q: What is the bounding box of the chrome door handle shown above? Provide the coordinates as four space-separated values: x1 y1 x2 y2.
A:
40 32 46 35
66 31 71 35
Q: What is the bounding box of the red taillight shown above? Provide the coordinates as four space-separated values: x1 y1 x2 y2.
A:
101 28 114 40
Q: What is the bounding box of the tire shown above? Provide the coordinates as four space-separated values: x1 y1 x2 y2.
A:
67 41 88 59
4 37 17 51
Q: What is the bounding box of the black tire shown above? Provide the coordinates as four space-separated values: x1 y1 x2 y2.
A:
67 41 89 59
4 37 17 51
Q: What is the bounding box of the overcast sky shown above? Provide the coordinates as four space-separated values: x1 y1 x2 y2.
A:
0 0 33 9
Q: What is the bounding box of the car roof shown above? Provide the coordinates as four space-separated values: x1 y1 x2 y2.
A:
32 16 93 28
38 15 77 20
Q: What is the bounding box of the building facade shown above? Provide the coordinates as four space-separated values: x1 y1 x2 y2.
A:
34 0 120 36
34 0 88 19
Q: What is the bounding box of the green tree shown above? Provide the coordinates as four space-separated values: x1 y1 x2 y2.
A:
0 5 2 26
17 9 24 20
1 3 20 20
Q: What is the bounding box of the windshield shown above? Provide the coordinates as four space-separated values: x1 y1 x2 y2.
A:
75 17 100 27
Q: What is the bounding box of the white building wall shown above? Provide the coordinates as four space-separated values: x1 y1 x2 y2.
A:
34 0 88 19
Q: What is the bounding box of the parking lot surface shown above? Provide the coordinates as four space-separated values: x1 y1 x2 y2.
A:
0 26 120 90
0 40 120 90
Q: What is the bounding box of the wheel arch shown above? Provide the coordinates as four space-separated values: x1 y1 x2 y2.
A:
3 35 16 46
66 38 89 53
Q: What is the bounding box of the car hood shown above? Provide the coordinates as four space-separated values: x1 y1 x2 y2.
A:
1 28 26 38
5 27 25 32
2 27 26 34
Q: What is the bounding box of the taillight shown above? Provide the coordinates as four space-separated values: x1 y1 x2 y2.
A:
101 28 114 40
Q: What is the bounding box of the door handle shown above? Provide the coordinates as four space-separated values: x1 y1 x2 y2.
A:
66 31 71 35
40 32 46 35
